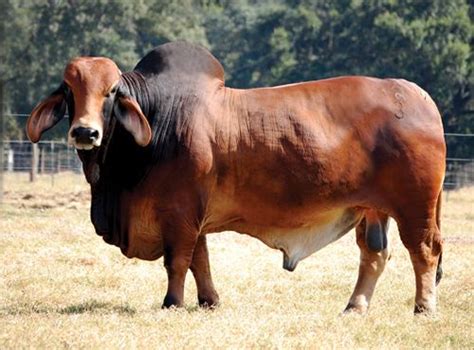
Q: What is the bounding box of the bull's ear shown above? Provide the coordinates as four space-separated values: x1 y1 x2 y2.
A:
26 83 68 143
114 96 152 147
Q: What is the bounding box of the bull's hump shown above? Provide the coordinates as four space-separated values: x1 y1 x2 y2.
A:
134 42 225 84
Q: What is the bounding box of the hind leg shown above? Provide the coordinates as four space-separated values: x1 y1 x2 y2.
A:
398 213 442 314
345 210 390 313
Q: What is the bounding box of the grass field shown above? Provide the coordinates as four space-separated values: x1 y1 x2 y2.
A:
1 172 473 348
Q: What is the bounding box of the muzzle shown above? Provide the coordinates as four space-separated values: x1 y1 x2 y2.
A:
69 125 103 150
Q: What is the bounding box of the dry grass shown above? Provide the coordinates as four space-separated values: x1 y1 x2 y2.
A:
1 172 473 349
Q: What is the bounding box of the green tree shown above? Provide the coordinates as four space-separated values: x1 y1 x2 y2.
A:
135 0 209 57
1 0 32 139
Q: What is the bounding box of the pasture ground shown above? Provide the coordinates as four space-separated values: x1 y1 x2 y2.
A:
0 172 473 348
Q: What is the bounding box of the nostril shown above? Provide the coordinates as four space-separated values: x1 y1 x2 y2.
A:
71 127 100 144
71 127 81 138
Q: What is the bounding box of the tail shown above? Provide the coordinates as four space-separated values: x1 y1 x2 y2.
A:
435 190 443 286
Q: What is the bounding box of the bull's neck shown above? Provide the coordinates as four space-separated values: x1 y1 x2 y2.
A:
120 71 152 116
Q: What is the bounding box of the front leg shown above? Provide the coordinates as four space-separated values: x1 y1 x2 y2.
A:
190 235 219 307
162 220 199 308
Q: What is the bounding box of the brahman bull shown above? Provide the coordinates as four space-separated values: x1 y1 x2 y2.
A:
26 42 445 314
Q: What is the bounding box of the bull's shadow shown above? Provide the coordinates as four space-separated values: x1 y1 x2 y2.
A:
1 300 136 316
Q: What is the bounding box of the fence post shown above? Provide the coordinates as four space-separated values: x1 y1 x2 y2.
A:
30 143 39 182
0 80 4 204
40 145 45 173
7 149 13 171
50 141 55 186
56 149 61 173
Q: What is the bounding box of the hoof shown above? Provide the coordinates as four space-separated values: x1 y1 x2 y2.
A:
343 303 368 315
414 304 436 315
198 293 220 309
162 294 182 309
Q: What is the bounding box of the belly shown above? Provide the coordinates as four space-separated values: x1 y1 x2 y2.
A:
116 185 362 264
234 208 363 271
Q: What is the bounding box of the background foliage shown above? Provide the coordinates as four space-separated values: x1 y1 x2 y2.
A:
0 0 472 150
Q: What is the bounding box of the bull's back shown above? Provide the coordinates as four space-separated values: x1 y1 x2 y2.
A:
208 76 445 225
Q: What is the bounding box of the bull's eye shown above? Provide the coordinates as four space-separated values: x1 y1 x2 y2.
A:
105 87 118 98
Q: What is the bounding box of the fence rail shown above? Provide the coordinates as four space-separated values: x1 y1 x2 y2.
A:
1 140 82 174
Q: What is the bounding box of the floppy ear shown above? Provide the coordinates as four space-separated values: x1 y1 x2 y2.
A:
114 96 152 147
26 83 68 143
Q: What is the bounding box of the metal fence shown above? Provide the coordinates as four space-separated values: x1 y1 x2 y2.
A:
0 136 473 189
443 134 474 189
2 140 81 173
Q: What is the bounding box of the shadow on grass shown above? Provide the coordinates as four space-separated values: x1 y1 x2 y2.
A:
150 302 215 313
0 303 50 316
2 300 214 316
58 300 136 315
0 300 136 316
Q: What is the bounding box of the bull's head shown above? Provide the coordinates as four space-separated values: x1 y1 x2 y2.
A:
26 57 152 150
